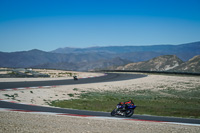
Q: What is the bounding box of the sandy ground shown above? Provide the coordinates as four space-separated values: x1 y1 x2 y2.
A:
0 111 200 133
0 71 200 132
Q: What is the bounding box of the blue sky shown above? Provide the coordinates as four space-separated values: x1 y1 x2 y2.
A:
0 0 200 52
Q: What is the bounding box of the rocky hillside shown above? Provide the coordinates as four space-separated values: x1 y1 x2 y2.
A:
117 55 184 71
82 57 130 71
117 55 200 73
33 57 130 71
172 55 200 72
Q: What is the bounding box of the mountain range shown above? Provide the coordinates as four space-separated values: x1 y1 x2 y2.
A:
0 41 200 72
52 41 200 62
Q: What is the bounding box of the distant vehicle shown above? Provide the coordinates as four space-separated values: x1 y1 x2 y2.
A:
73 76 78 80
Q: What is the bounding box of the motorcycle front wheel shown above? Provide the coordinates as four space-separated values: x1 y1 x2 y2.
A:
125 109 134 117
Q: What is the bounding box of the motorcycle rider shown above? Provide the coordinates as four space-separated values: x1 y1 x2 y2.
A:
119 100 134 110
73 75 78 80
111 100 136 117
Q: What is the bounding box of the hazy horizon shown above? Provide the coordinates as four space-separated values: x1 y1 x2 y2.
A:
1 40 199 53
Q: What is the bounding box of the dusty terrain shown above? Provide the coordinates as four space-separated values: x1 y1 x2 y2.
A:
0 70 200 132
0 111 199 133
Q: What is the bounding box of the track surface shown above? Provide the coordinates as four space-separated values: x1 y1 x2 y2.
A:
0 73 200 125
0 73 144 89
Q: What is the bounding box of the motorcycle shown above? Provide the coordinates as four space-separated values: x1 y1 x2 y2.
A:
73 76 78 80
111 104 136 117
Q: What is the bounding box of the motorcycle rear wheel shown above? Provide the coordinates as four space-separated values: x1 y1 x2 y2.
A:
111 109 117 116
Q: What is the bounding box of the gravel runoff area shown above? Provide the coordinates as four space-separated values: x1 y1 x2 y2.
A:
0 111 200 133
1 71 200 132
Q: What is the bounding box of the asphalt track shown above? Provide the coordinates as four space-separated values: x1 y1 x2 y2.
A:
0 73 200 125
0 73 145 89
